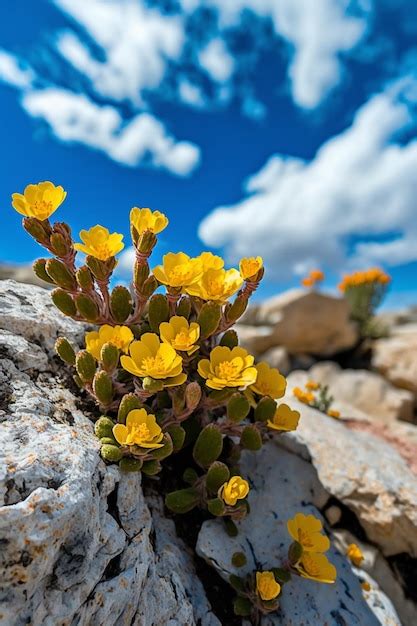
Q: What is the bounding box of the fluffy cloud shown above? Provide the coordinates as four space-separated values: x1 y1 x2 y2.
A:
199 78 417 277
0 50 33 89
22 88 200 175
198 38 235 83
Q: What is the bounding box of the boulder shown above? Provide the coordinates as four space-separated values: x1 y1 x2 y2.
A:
0 280 219 626
257 289 358 356
197 443 401 626
288 363 414 422
372 324 417 398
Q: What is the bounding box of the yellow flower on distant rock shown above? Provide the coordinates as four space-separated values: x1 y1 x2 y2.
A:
256 571 281 601
159 316 200 355
153 252 203 288
293 387 314 404
85 325 134 360
186 268 243 303
267 403 300 432
11 181 66 220
250 361 287 398
287 513 330 553
120 332 186 387
74 225 124 260
198 251 224 271
130 207 168 235
239 256 263 280
198 346 257 390
113 408 164 449
305 380 320 391
361 581 371 592
346 543 364 567
327 409 341 419
219 476 249 506
295 552 336 584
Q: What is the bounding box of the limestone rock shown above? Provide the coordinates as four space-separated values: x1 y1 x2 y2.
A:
0 281 219 626
372 324 417 398
197 443 401 626
288 362 414 422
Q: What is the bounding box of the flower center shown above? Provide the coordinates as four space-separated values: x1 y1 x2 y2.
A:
207 277 223 296
216 360 239 380
93 243 112 259
173 330 190 349
169 265 194 283
127 423 150 444
32 200 53 219
142 355 166 376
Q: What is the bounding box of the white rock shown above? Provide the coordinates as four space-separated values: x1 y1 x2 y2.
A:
372 324 417 398
197 443 401 626
234 324 276 356
256 346 290 375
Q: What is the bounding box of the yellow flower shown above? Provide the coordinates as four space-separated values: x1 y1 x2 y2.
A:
361 581 371 592
346 543 364 567
120 332 187 387
327 409 341 419
186 268 243 303
11 181 66 220
267 403 300 432
219 476 249 506
159 316 200 355
85 325 134 360
153 252 203 288
293 387 314 404
130 207 168 235
198 346 257 390
256 571 281 601
250 362 287 398
338 267 391 291
198 251 224 271
112 408 163 449
287 513 330 553
295 552 337 584
239 256 263 280
305 380 320 391
74 225 124 260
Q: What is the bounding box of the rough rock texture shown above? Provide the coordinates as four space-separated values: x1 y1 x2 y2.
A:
288 363 414 422
0 280 219 626
239 289 358 356
280 398 417 558
372 324 417 398
197 443 401 626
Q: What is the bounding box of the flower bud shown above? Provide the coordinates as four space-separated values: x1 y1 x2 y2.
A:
100 342 119 372
100 444 122 463
240 424 263 451
51 289 77 317
33 259 55 285
148 294 169 333
93 370 113 406
76 350 97 383
207 497 226 517
134 261 149 290
117 393 143 424
141 459 162 476
94 416 115 439
76 266 94 291
142 376 164 394
74 293 99 322
141 275 158 298
50 232 70 257
254 397 277 423
167 425 186 452
165 487 200 513
55 337 76 365
206 461 230 494
100 436 117 445
227 393 250 423
46 258 76 290
23 217 50 244
110 286 132 323
193 424 223 468
119 457 143 472
197 302 222 339
220 329 239 349
138 230 157 255
86 255 116 281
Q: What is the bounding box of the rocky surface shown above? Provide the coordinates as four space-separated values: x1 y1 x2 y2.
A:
372 324 417 399
197 443 402 626
0 280 218 626
288 363 414 422
238 289 358 356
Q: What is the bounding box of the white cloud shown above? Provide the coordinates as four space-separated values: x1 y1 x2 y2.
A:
0 50 34 89
199 78 417 278
198 38 235 83
22 88 200 175
54 0 184 104
117 246 136 278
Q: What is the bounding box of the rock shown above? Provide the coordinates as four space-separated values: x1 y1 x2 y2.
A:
234 323 276 356
197 443 401 626
291 362 414 423
373 324 417 398
257 289 358 356
0 281 219 626
256 346 290 375
0 263 49 288
279 399 417 557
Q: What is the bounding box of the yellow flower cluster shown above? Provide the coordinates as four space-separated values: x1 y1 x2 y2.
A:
287 513 336 583
293 386 315 405
301 269 324 288
338 267 390 292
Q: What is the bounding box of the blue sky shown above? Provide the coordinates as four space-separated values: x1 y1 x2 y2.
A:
1 0 417 308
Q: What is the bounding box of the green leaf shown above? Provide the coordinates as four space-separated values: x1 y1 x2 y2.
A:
220 329 238 349
74 293 99 322
117 393 143 424
55 337 76 366
101 444 122 463
193 425 223 468
227 393 250 423
167 425 186 452
148 293 169 332
207 497 226 516
93 370 114 406
165 487 200 514
75 350 96 383
183 467 199 485
119 457 143 472
45 258 76 290
197 302 222 339
206 461 230 494
94 416 115 439
233 596 252 617
240 425 263 451
141 459 162 475
51 289 76 317
110 285 132 323
254 396 277 423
